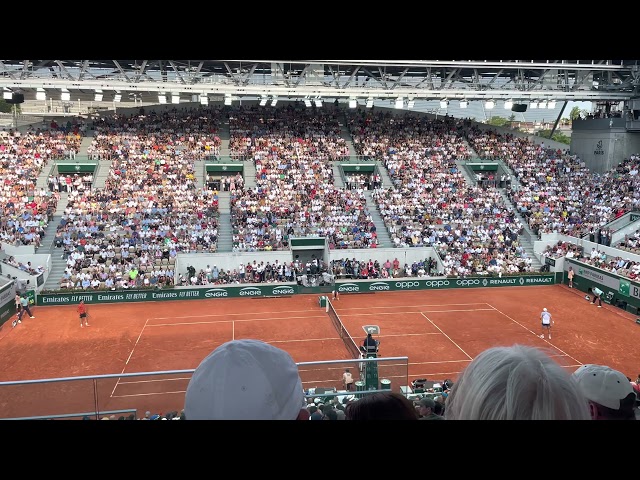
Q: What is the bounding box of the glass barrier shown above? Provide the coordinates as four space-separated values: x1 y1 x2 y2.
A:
0 357 409 419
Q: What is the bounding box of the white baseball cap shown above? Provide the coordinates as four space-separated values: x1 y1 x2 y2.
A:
572 364 633 410
184 339 305 420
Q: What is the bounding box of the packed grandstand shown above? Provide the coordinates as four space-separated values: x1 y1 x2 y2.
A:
2 101 640 292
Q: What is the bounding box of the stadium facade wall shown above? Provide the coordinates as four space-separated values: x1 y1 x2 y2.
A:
174 247 444 280
571 118 640 173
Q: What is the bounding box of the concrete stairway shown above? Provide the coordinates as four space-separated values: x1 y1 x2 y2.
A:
41 192 72 289
364 190 392 248
194 158 205 188
456 159 476 185
374 161 393 189
332 163 344 188
243 159 256 190
339 112 358 157
216 191 233 252
497 189 543 271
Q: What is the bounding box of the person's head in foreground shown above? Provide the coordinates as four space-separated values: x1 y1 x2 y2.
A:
444 344 591 420
572 364 637 420
184 339 309 420
345 391 419 420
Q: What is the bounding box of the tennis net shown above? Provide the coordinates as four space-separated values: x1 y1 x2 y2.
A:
326 298 361 360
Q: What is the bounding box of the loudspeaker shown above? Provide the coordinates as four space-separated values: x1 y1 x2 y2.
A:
511 103 527 113
6 93 24 104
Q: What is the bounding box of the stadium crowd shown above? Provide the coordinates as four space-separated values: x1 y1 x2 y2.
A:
347 111 531 276
0 127 78 248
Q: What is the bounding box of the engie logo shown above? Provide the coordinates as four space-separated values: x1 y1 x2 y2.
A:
204 288 228 298
369 282 390 291
239 287 263 296
395 281 420 289
272 286 295 295
338 283 360 293
456 279 480 286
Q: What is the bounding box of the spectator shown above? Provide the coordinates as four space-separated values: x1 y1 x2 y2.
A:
418 397 444 420
184 339 309 420
345 391 419 420
444 344 591 420
572 364 637 420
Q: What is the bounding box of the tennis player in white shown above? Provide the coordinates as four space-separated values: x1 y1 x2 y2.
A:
540 307 553 339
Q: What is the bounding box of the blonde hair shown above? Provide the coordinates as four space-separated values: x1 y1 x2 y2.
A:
445 344 591 420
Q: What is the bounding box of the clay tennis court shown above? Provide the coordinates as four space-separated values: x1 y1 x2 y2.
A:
0 283 638 419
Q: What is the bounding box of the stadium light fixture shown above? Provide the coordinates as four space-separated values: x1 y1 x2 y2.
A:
485 100 495 109
271 96 278 107
304 99 312 108
504 99 513 109
36 88 46 101
314 98 322 108
259 95 268 106
440 99 449 109
349 98 357 109
395 97 404 109
460 99 468 108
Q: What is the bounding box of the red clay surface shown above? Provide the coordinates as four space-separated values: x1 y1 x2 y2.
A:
0 284 638 418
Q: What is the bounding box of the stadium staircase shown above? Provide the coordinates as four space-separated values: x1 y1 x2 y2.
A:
496 189 543 271
374 161 393 189
42 192 70 289
363 190 392 248
243 159 256 189
216 191 233 253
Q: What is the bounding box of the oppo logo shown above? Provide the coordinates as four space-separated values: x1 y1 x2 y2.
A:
338 283 360 293
239 287 263 296
424 280 450 287
456 279 481 286
204 288 228 298
272 286 295 295
369 282 390 291
395 281 420 289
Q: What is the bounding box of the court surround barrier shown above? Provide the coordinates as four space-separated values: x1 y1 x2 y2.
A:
36 275 556 306
564 258 640 314
0 357 409 419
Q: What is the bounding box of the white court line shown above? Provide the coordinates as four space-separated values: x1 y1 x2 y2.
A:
146 315 327 327
486 304 584 366
337 303 489 311
113 391 186 398
408 359 472 365
340 308 494 316
118 377 192 385
151 309 319 320
421 312 473 360
110 318 149 397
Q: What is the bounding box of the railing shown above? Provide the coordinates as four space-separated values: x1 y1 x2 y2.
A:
0 357 409 419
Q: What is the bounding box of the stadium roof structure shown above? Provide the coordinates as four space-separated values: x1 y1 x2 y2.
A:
0 59 638 107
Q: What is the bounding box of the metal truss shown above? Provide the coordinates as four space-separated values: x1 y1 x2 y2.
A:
0 60 638 103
